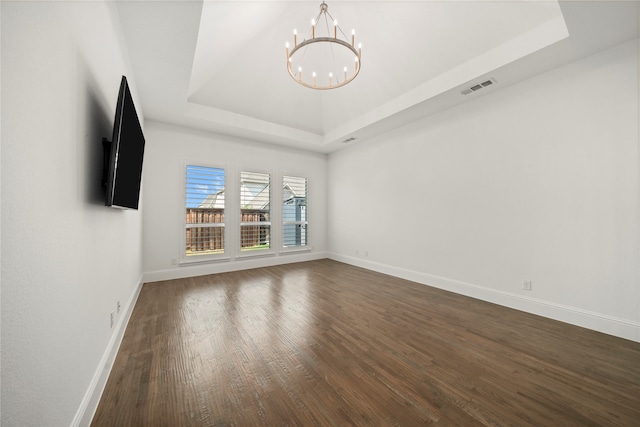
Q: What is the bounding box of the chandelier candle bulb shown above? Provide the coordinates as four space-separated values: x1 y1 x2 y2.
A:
334 19 337 38
313 72 317 87
312 19 315 38
351 29 355 46
344 66 347 81
293 29 297 46
298 66 302 82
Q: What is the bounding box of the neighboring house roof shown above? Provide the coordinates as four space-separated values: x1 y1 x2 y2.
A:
198 190 225 209
282 183 297 202
198 181 305 210
242 181 269 210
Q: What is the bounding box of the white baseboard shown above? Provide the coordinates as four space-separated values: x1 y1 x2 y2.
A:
71 276 144 427
143 251 328 283
329 253 640 343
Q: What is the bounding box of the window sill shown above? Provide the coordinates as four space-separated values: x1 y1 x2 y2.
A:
280 246 313 254
177 247 311 267
236 250 276 260
179 256 231 266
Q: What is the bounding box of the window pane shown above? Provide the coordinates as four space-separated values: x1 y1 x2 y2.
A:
185 165 225 256
240 171 270 250
283 176 307 247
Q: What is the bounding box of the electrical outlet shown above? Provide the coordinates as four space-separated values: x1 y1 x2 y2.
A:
523 280 532 291
110 311 115 328
117 301 121 314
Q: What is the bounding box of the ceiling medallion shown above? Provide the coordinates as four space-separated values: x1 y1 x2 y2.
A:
285 1 362 90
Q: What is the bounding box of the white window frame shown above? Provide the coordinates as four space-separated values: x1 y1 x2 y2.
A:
282 175 309 252
238 169 275 258
181 161 230 264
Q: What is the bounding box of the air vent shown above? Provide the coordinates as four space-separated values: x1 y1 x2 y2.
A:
342 137 357 143
461 78 497 95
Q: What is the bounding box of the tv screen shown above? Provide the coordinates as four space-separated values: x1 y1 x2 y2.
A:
105 76 145 210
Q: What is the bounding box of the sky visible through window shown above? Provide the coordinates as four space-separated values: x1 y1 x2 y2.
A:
185 165 225 208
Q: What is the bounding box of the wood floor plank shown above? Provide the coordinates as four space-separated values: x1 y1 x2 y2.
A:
91 260 640 426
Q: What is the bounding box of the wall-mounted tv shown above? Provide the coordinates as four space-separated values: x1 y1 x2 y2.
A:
103 76 145 210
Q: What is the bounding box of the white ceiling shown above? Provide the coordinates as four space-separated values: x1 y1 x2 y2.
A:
115 1 639 153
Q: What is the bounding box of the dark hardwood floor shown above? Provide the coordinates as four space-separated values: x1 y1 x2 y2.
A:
91 259 640 426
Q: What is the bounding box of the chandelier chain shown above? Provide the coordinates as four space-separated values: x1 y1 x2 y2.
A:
322 10 340 84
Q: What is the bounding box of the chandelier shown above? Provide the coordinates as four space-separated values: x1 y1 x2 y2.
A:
285 1 362 90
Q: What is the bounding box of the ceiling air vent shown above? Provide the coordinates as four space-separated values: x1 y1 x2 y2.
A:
461 78 497 95
342 137 357 143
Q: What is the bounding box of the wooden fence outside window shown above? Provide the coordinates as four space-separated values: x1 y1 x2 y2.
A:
186 208 269 254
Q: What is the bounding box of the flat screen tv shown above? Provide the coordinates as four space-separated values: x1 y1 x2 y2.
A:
103 76 145 210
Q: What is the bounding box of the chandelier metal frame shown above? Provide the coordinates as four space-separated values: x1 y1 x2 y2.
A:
285 1 362 90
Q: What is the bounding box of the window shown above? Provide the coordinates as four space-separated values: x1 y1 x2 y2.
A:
240 171 271 251
184 165 225 258
283 176 307 247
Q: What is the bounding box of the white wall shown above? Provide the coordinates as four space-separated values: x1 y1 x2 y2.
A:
328 39 640 342
0 5 636 427
142 121 327 281
1 2 143 426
